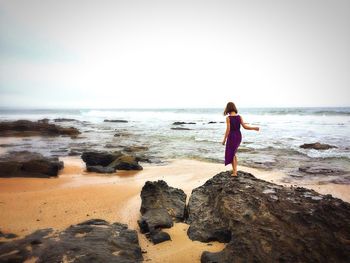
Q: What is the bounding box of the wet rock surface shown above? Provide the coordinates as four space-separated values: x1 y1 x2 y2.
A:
138 180 186 244
171 127 192 130
300 142 337 150
0 151 64 178
0 219 143 263
81 151 143 173
0 120 80 137
104 119 128 123
187 171 350 263
172 121 196 125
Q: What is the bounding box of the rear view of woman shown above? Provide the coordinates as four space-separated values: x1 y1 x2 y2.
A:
222 102 259 176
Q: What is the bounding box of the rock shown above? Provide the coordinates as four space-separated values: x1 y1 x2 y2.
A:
149 229 171 244
86 165 116 173
172 122 196 125
208 121 217 124
171 127 192 130
138 208 173 233
300 142 337 150
53 118 76 122
299 165 345 175
140 180 187 220
81 151 123 166
0 219 143 262
81 151 143 172
123 146 149 153
0 120 80 137
104 119 128 123
109 155 143 170
139 180 186 244
0 230 18 239
186 171 350 262
0 151 64 178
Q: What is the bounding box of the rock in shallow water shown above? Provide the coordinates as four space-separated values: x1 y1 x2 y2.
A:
186 171 350 263
138 180 186 244
81 151 143 173
0 151 64 178
0 120 80 137
300 142 337 150
0 219 143 263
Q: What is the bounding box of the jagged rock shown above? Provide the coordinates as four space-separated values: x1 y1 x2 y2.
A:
104 119 128 123
0 120 80 137
0 219 143 263
0 151 64 178
140 180 187 220
81 151 143 172
172 122 196 125
208 121 217 124
300 142 337 150
138 208 173 233
186 171 350 263
138 180 186 244
171 127 191 130
86 165 116 173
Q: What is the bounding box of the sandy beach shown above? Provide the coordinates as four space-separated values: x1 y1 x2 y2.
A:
0 157 349 262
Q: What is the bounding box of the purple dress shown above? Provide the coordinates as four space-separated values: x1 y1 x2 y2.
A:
225 115 242 165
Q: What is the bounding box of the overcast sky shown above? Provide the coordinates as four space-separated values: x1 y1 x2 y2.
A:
0 0 349 108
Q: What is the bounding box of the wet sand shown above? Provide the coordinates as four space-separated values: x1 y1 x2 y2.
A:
0 157 349 262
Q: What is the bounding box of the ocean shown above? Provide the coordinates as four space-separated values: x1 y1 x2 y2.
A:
0 107 349 183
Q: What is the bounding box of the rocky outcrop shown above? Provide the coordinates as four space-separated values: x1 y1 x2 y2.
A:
138 180 187 244
300 142 337 150
0 219 143 263
81 151 143 173
0 151 64 178
0 120 80 137
186 171 350 263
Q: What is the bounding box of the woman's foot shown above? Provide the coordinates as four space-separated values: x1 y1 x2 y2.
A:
232 172 237 177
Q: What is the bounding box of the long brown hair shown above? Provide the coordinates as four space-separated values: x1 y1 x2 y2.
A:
223 102 238 115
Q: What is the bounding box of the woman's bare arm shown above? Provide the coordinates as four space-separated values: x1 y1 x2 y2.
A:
222 117 230 145
240 116 259 131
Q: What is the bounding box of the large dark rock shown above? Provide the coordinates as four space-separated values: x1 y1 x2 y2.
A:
140 180 187 220
171 127 191 130
0 120 80 137
0 151 64 178
300 142 337 150
81 151 143 173
138 180 186 244
0 219 143 263
187 171 350 263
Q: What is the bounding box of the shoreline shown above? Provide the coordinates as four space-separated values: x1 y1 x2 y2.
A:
0 157 349 262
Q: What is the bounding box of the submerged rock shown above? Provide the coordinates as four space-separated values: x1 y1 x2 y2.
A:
0 151 64 178
0 219 143 263
299 165 345 175
138 180 186 244
53 118 76 122
300 142 337 150
0 120 80 137
187 171 350 263
171 127 192 130
81 151 143 173
104 119 128 123
172 121 196 125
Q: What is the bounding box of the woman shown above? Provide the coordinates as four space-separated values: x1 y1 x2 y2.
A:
222 102 259 176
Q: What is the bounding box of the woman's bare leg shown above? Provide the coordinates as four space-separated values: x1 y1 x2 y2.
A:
233 155 237 176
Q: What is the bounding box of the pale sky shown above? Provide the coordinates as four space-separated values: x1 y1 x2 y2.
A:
0 0 349 108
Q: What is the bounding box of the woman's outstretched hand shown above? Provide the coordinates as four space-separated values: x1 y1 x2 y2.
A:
255 127 260 131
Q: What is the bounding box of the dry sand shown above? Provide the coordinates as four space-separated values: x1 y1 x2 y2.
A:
0 157 349 262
